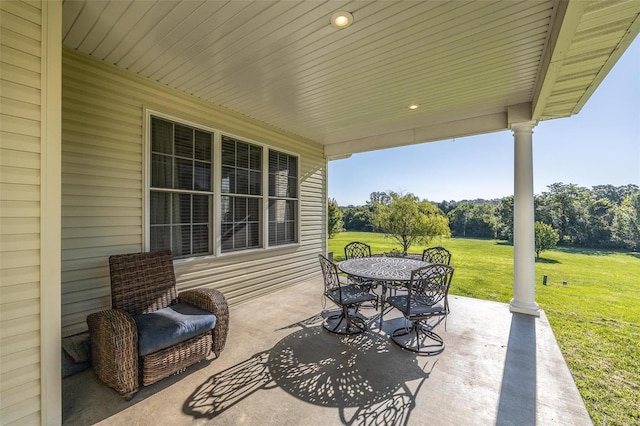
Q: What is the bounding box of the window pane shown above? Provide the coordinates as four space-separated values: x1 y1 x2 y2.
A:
192 225 209 254
250 146 261 170
150 226 171 251
250 171 261 196
248 223 260 247
151 118 172 154
221 196 232 223
269 199 286 222
286 221 295 243
173 193 191 224
288 156 297 177
275 222 285 243
194 162 211 191
268 224 276 246
221 137 235 166
274 170 288 197
150 192 170 224
172 225 190 257
174 124 193 158
221 224 234 251
268 173 275 197
236 142 249 169
288 177 297 198
247 198 260 221
236 169 249 194
193 195 209 224
152 154 172 188
288 200 297 221
268 151 278 174
195 130 211 161
234 224 247 248
268 151 297 197
221 166 235 193
234 197 247 222
268 200 297 246
175 158 193 190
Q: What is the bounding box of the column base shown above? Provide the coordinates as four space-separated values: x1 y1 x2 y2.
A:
509 299 540 317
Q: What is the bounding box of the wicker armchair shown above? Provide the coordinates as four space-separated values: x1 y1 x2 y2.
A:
87 250 229 399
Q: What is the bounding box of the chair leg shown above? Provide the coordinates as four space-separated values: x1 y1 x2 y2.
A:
323 305 367 335
390 321 445 355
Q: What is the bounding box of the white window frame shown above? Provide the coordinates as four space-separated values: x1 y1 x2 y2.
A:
143 108 300 259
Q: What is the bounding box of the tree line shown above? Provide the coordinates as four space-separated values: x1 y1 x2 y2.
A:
329 183 640 251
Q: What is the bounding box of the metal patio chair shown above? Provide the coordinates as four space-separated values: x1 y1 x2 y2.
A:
319 254 376 335
385 264 454 355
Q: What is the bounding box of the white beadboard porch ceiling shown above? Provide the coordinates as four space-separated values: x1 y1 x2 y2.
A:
62 0 640 157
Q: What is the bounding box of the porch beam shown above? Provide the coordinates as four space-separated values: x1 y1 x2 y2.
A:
324 112 507 159
510 121 540 317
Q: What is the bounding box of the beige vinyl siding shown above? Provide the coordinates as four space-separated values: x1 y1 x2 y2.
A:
0 0 43 424
62 48 327 337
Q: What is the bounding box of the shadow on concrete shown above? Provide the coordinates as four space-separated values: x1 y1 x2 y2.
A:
183 314 432 425
496 313 537 426
62 351 213 425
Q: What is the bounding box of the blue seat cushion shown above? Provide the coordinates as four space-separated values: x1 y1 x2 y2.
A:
387 295 445 318
327 284 376 305
133 303 216 356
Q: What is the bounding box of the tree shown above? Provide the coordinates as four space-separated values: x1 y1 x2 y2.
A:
327 198 343 238
447 202 497 238
495 196 514 241
342 205 373 231
592 184 639 205
371 192 450 254
539 182 591 244
534 221 559 259
612 191 640 250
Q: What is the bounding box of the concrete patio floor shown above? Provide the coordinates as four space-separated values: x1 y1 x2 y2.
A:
62 278 592 425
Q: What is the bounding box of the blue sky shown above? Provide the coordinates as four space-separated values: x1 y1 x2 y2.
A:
328 37 639 206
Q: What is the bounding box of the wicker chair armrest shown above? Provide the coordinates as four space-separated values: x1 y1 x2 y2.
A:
86 309 139 399
179 288 229 357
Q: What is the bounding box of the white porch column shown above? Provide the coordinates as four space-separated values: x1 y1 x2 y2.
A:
511 122 540 316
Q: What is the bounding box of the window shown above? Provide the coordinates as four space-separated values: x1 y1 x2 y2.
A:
147 113 299 258
149 117 213 257
221 135 262 253
268 150 298 246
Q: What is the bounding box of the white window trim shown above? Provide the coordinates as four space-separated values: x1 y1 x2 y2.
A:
267 148 301 247
143 108 300 260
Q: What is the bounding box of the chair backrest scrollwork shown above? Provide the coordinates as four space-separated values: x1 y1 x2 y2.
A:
344 241 372 260
318 254 342 301
421 246 452 265
405 264 455 317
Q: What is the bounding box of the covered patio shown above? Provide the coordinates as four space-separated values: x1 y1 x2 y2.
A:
62 277 590 425
1 1 639 424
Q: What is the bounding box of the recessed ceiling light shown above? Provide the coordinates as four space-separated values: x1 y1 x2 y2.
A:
408 104 420 110
331 11 354 28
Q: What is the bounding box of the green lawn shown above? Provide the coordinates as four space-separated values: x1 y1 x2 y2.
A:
328 232 640 426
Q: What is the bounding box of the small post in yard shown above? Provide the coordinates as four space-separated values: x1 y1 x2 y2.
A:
542 275 548 285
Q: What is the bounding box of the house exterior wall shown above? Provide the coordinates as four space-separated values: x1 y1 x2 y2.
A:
61 48 327 337
1 0 62 423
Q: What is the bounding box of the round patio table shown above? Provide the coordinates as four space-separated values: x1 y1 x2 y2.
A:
338 256 430 328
